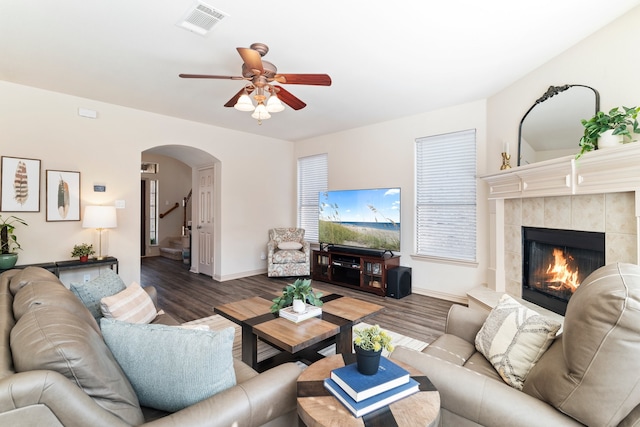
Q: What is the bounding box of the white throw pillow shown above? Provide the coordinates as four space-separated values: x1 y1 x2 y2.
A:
100 282 158 324
278 241 303 250
475 294 561 390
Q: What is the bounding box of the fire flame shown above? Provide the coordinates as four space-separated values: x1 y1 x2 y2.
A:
546 248 580 292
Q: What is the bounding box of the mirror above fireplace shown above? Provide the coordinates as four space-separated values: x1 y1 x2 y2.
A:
518 85 600 166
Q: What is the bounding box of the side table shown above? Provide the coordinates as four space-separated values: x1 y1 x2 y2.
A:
0 256 118 277
297 353 440 426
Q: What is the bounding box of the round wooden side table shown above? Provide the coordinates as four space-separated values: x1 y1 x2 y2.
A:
297 353 440 426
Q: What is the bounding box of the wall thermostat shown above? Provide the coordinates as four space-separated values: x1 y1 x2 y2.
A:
93 185 106 192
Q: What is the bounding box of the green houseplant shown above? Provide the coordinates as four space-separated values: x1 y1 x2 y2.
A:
71 243 95 261
270 278 323 314
578 106 640 158
353 324 394 375
0 215 28 269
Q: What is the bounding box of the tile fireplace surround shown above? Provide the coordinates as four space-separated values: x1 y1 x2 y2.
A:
480 143 640 304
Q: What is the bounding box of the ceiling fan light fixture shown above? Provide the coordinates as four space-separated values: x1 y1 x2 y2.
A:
234 94 255 112
266 94 285 113
251 103 271 121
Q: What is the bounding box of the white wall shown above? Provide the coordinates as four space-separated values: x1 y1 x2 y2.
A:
487 5 640 174
0 81 294 285
296 100 488 302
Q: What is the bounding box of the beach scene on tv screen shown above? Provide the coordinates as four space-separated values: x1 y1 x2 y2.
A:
319 188 400 251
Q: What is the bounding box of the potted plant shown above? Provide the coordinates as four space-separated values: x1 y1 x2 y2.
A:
353 324 394 375
71 243 95 262
270 278 323 314
0 215 28 270
577 106 640 158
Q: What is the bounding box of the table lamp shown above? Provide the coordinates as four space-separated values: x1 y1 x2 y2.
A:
82 205 117 260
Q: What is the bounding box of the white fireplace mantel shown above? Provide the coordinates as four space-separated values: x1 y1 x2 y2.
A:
480 143 640 293
480 142 640 199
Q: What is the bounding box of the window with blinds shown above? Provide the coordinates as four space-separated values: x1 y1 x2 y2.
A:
297 154 328 242
416 129 476 262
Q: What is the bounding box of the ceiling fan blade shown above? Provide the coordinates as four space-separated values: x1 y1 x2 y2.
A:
273 74 332 86
273 86 306 110
237 47 264 75
179 74 245 80
224 86 254 107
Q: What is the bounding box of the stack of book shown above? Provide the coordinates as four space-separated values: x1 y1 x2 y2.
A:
323 357 419 417
278 304 322 322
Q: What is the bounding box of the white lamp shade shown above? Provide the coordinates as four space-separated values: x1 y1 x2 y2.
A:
234 94 255 112
82 206 117 229
251 103 271 120
266 95 285 113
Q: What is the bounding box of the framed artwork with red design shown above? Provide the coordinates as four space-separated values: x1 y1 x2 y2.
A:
0 156 41 212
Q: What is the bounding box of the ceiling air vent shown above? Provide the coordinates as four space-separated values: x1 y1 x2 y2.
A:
178 2 229 36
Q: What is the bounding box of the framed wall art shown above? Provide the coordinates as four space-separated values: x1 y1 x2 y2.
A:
46 170 81 221
0 156 41 212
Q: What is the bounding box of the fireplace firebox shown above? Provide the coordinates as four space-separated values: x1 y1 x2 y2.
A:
522 227 605 315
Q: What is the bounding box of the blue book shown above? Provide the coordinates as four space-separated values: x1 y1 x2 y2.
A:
330 357 410 402
324 377 419 418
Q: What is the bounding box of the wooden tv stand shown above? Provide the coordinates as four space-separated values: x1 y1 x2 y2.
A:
312 249 400 296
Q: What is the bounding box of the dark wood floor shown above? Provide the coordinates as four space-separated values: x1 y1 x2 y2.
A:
140 256 459 344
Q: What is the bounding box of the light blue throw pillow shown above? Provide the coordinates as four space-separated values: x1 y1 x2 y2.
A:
70 269 126 320
100 318 236 412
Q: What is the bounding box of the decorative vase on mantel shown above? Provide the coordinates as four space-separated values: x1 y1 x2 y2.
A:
598 129 624 149
354 345 382 375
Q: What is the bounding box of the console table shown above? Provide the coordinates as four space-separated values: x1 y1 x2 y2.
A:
312 249 399 296
0 257 118 277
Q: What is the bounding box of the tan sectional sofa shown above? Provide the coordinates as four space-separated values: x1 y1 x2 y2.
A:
0 267 301 427
391 262 640 426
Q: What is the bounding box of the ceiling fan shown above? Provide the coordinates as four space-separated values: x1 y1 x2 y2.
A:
179 42 332 122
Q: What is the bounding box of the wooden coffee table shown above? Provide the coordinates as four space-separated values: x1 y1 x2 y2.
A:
214 294 383 372
297 353 440 426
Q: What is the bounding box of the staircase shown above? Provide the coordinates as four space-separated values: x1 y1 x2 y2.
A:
159 237 185 261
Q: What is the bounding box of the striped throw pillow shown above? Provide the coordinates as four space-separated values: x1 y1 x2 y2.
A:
100 282 158 324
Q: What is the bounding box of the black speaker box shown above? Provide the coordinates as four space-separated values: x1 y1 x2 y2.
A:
386 266 411 299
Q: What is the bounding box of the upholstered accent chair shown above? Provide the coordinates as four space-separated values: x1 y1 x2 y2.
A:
267 228 311 277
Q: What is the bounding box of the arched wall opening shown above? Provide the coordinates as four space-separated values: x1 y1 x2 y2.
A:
141 144 221 279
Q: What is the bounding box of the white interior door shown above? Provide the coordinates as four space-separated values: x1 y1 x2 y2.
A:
197 166 214 276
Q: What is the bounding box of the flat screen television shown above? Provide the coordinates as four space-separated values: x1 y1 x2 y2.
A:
318 187 400 254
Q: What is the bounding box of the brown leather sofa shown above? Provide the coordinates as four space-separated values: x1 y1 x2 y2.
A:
0 267 302 427
391 262 640 426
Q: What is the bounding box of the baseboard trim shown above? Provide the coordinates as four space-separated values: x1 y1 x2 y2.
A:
412 288 468 305
218 268 267 282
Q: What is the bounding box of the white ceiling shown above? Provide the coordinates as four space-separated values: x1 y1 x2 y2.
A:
2 1 639 142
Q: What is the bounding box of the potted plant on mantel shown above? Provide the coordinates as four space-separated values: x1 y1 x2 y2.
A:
577 106 640 158
0 215 28 270
270 278 323 314
71 243 95 262
353 324 394 375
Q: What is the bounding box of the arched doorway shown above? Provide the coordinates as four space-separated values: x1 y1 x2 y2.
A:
141 145 220 279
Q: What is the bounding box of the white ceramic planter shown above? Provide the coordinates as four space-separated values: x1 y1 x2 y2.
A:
598 129 623 149
292 299 306 313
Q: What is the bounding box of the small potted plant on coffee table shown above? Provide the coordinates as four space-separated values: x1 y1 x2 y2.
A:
71 243 95 262
270 278 323 314
353 324 394 375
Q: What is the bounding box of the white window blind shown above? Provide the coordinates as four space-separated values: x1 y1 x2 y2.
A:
416 129 476 262
298 154 328 242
